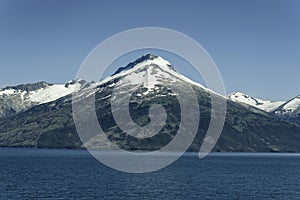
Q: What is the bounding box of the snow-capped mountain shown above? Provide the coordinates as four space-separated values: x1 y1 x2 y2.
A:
0 81 79 118
97 53 207 91
275 95 300 114
273 95 300 124
227 92 285 112
1 53 300 152
227 92 300 125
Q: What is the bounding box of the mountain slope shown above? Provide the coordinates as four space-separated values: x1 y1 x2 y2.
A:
0 54 300 152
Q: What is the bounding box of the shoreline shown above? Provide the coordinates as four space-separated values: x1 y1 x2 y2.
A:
1 147 300 156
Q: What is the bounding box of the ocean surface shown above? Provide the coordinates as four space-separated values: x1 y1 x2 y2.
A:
0 148 299 200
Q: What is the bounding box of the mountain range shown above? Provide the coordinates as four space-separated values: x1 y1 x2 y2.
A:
0 54 299 152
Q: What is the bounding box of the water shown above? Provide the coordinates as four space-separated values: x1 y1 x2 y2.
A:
0 148 299 199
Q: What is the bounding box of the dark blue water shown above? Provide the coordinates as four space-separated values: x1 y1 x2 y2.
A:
0 149 299 199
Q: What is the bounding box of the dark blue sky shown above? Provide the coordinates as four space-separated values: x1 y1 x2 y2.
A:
0 0 299 100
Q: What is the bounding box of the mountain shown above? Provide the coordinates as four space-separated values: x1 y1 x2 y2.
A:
227 92 285 112
0 81 80 118
0 54 300 152
227 92 300 125
273 95 300 125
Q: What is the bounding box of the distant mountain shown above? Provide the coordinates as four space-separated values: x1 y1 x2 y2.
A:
0 54 300 152
227 92 300 125
227 92 284 112
273 96 300 125
0 81 80 118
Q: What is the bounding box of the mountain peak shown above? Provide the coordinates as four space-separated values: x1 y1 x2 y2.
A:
141 53 158 60
112 54 174 76
275 95 300 114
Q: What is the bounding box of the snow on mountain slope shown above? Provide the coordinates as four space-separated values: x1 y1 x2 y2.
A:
228 92 284 112
0 81 80 118
97 54 211 94
271 95 300 125
0 89 15 96
281 96 300 113
29 83 77 104
0 82 77 104
275 96 300 115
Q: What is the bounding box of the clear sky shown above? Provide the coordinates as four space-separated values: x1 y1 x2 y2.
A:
0 0 299 101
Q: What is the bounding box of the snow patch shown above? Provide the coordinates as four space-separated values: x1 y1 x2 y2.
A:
29 84 77 104
0 89 16 96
